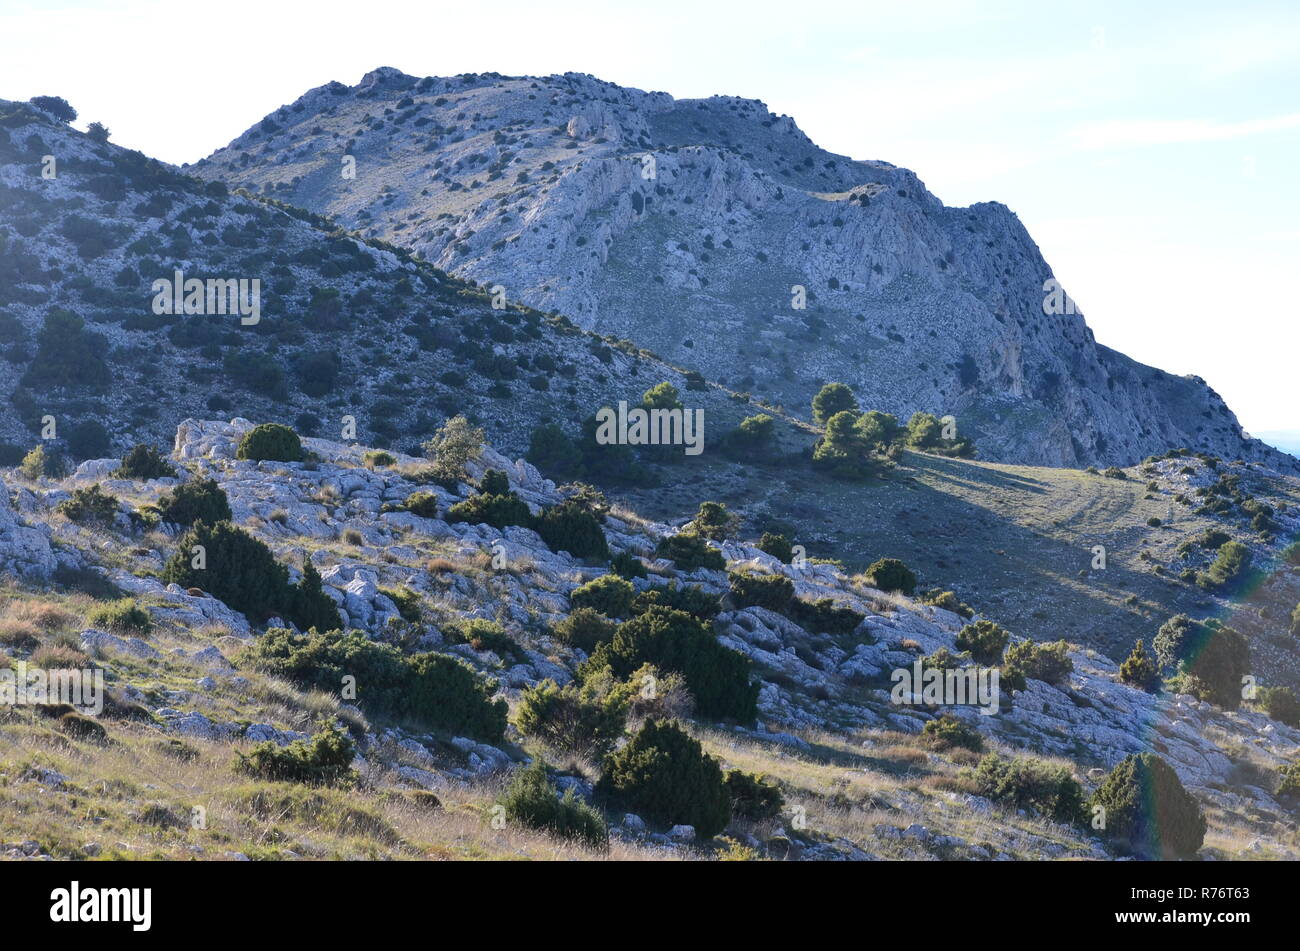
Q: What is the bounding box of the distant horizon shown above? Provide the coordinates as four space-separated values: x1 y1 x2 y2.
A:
2 0 1296 434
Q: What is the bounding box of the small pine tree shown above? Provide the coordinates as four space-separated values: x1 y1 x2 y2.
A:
1119 639 1160 692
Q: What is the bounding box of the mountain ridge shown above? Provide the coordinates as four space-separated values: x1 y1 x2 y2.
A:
191 67 1295 472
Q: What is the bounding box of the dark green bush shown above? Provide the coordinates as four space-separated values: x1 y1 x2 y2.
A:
235 722 356 786
66 419 110 460
630 582 722 620
655 532 724 572
955 620 1011 665
610 551 648 579
236 423 304 463
687 501 738 541
1155 615 1249 709
244 627 507 742
1119 639 1161 692
587 606 757 723
757 532 794 563
724 769 784 820
87 598 151 636
570 574 635 618
1001 639 1073 689
1198 540 1251 591
499 759 608 850
402 491 440 518
156 477 231 525
921 713 984 752
443 618 525 663
972 753 1087 823
788 597 865 636
446 491 531 530
1256 686 1300 728
596 719 731 839
533 499 609 559
113 444 175 480
162 521 341 633
515 675 631 759
866 558 917 596
1089 753 1205 859
812 382 858 424
57 484 118 525
728 571 794 613
552 607 618 653
21 309 110 390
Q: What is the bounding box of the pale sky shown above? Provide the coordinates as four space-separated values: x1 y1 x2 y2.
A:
3 0 1296 435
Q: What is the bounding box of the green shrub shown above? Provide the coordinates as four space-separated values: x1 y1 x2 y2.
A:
479 469 510 495
724 769 784 820
1119 639 1160 692
655 532 724 572
866 558 917 596
402 491 440 518
757 532 793 563
363 450 395 469
422 415 484 487
533 499 609 559
65 419 110 460
552 607 618 653
443 617 524 662
687 501 738 541
1101 466 1127 480
721 414 777 459
955 620 1011 665
113 444 175 480
630 582 722 620
20 444 65 480
289 560 343 634
156 477 231 525
1277 762 1300 800
788 597 864 636
381 586 422 624
1089 753 1205 859
728 571 794 613
162 521 342 633
921 713 984 752
527 423 583 480
446 491 531 530
610 551 648 579
1001 639 1073 689
245 627 507 742
21 309 111 390
1198 540 1252 591
58 710 108 743
596 719 731 838
499 759 608 850
235 722 356 786
236 423 304 463
1256 686 1300 728
570 574 635 618
515 672 632 759
57 484 118 525
812 382 858 424
87 598 151 636
1154 615 1249 709
587 606 757 723
972 753 1087 823
921 590 974 618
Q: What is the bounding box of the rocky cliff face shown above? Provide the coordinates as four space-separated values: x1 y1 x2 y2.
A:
194 68 1290 469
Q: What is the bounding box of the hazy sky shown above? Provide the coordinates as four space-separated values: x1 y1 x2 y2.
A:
3 0 1296 434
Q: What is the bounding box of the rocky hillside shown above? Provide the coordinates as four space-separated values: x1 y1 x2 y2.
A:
0 96 769 459
2 418 1298 860
192 68 1292 471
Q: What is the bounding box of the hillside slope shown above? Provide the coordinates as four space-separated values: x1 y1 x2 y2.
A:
2 419 1298 860
192 67 1293 471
